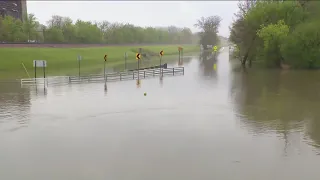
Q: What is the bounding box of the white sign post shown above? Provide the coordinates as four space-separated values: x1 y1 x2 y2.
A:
33 60 47 79
77 55 82 77
77 55 82 61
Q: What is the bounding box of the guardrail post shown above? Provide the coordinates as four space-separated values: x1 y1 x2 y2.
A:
144 71 145 78
183 67 184 75
173 68 175 75
153 69 155 76
120 73 122 81
133 71 135 79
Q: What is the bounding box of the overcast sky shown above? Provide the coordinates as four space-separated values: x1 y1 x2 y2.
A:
27 1 239 37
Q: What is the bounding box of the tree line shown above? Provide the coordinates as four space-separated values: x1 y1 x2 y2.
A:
229 0 320 69
0 14 201 44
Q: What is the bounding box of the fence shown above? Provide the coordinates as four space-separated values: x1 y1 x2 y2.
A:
20 76 70 87
21 67 184 87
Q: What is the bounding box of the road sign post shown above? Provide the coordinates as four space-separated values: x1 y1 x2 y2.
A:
136 53 141 79
33 60 47 79
43 61 46 78
34 62 37 79
178 47 183 65
159 50 164 76
124 52 127 70
77 55 82 78
104 54 107 82
181 48 183 60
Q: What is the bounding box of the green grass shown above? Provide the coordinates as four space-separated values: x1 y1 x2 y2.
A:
0 44 199 79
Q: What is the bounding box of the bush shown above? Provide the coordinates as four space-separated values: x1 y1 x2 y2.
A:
281 20 320 69
257 20 289 67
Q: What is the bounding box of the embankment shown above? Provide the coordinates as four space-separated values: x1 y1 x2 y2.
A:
0 44 199 79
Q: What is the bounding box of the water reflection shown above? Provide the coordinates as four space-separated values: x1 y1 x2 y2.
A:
2 50 320 179
33 86 48 98
0 82 31 132
230 68 320 150
198 51 218 81
136 79 141 88
159 76 164 87
104 83 108 95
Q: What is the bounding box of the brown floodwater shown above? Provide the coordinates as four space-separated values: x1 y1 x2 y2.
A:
0 48 320 180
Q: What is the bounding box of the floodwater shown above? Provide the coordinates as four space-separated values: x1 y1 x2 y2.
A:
1 48 320 180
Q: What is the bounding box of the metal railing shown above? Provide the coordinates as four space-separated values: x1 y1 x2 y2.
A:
20 76 70 87
21 67 184 86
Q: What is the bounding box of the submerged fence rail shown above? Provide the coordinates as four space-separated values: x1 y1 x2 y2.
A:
20 67 184 87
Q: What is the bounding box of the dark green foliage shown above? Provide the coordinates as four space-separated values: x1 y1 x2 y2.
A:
0 14 199 44
229 0 320 69
281 21 320 69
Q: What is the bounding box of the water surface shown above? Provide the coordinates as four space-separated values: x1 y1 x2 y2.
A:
0 48 320 180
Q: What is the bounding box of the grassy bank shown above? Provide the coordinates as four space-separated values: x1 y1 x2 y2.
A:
0 44 199 79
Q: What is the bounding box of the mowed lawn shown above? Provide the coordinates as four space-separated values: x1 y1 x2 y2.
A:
0 45 199 79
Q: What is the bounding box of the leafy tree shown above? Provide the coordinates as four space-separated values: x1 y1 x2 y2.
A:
0 13 205 45
44 27 64 43
194 16 222 48
0 16 26 42
22 13 38 40
228 0 318 69
257 20 290 67
280 20 320 69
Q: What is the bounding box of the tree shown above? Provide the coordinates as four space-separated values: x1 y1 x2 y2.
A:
194 16 222 48
229 0 309 68
44 27 64 43
22 13 38 40
280 20 320 69
0 13 199 45
257 20 290 67
0 16 26 42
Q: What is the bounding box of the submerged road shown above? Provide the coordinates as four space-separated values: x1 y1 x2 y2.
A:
0 48 320 180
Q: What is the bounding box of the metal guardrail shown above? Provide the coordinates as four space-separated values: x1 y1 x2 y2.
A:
20 76 70 86
68 67 184 83
20 67 184 87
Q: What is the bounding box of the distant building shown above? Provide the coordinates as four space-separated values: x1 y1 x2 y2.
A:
0 0 27 21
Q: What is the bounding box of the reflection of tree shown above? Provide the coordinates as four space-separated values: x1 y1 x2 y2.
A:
230 69 320 150
199 51 218 78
